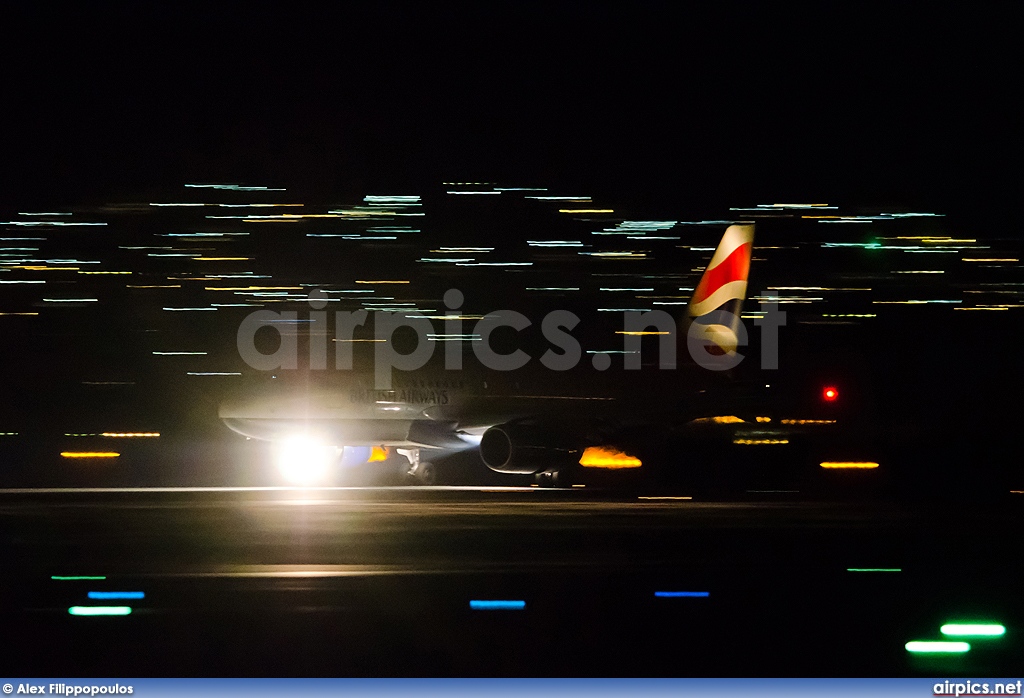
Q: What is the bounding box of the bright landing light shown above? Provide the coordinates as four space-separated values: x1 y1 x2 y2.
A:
274 436 337 485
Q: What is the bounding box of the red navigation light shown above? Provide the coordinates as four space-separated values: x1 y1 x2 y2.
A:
823 386 839 402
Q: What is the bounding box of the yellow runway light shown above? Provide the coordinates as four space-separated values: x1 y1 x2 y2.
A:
204 286 302 291
9 266 80 271
820 462 879 469
239 218 300 223
691 416 745 425
61 452 120 458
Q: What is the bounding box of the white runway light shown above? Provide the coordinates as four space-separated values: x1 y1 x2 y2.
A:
274 436 337 485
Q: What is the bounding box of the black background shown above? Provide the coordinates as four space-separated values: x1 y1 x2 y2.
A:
2 3 1019 220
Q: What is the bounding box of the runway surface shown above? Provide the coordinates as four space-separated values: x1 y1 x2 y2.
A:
1 486 1022 676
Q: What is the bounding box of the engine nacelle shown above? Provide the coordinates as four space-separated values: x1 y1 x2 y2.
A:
479 422 580 475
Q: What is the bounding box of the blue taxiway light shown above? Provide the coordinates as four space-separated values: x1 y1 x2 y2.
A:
655 591 710 598
470 600 526 610
88 591 145 600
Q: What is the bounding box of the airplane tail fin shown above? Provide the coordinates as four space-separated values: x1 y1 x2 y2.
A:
685 224 755 355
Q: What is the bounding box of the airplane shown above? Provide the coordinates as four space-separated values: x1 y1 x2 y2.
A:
218 223 859 487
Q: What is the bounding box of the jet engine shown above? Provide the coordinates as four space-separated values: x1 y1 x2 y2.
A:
479 422 581 474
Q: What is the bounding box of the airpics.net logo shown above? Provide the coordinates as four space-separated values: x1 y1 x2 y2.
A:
236 288 787 389
933 680 1023 696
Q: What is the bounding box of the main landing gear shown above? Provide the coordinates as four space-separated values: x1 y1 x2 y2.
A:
534 468 571 488
397 448 437 485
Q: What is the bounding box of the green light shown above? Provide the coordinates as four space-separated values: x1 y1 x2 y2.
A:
846 568 901 572
69 606 132 616
905 641 970 653
51 575 106 581
940 624 1005 637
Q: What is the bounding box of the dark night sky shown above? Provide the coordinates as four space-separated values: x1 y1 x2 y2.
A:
2 3 1019 219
